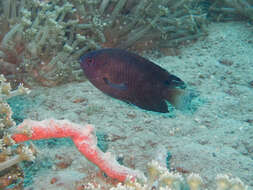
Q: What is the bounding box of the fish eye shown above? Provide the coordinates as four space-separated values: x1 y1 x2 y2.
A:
86 57 95 65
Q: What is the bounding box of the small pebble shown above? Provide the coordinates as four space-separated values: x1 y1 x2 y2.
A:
218 59 233 66
50 177 58 184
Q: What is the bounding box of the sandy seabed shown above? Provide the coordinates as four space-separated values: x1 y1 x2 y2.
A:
22 22 253 189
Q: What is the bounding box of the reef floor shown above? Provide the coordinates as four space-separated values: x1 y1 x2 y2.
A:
21 22 253 190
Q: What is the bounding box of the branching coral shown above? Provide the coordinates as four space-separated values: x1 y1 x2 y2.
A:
0 0 208 87
93 0 208 49
0 74 35 189
109 161 248 190
0 74 30 129
209 0 253 21
0 0 85 87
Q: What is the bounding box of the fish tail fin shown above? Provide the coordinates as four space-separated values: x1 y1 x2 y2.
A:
165 88 199 111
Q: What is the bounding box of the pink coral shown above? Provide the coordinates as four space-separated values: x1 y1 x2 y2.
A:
11 119 144 182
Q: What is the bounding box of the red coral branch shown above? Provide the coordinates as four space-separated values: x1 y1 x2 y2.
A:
11 119 143 182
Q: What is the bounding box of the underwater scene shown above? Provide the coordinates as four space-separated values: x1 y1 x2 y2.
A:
0 0 253 189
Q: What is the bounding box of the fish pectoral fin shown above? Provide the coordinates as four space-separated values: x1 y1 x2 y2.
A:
103 77 127 90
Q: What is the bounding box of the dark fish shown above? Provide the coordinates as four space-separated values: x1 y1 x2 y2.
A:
80 48 186 113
